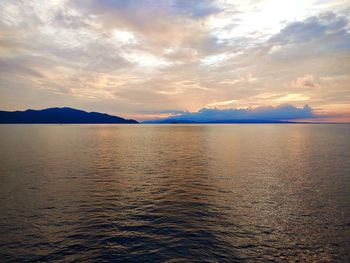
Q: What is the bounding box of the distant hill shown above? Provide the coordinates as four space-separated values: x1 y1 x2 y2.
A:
144 119 198 124
143 119 293 124
0 107 138 124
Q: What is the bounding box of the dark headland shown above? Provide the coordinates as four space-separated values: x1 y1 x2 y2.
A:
0 107 138 124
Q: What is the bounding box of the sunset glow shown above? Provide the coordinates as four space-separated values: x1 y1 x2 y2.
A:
0 0 349 121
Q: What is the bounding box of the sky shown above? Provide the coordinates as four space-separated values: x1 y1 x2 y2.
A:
0 0 350 122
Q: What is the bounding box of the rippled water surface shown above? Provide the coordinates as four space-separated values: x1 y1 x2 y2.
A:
0 124 350 262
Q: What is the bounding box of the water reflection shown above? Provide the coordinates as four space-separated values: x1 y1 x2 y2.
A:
0 124 349 262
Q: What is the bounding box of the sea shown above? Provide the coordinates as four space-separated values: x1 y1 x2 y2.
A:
0 124 349 262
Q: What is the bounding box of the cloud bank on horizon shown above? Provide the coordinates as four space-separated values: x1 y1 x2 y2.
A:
0 0 350 121
152 104 315 122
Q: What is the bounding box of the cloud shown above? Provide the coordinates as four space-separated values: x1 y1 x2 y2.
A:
291 74 320 89
0 1 349 122
74 0 220 18
72 0 215 47
170 0 221 18
270 12 349 45
156 104 315 122
267 12 350 60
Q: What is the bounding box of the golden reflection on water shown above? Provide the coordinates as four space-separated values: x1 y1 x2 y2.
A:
0 124 349 261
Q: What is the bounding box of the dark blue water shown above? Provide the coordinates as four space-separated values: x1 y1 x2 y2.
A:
0 124 349 262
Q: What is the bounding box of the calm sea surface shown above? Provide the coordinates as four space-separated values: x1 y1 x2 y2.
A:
0 124 349 262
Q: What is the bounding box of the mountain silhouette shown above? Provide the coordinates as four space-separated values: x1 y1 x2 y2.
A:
143 119 293 124
0 107 138 124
